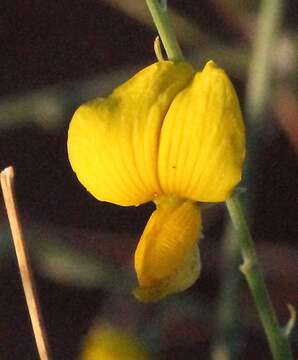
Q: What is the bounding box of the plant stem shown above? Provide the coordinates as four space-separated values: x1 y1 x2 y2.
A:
226 194 293 360
0 167 51 360
145 0 184 61
211 224 242 360
145 0 294 358
245 0 284 123
214 0 288 358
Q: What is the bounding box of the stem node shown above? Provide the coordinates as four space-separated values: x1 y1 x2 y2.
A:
239 260 252 274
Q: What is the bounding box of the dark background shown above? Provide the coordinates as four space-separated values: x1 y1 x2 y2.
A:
1 1 298 359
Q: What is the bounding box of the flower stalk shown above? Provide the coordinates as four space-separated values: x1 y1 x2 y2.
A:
226 194 293 360
145 0 184 61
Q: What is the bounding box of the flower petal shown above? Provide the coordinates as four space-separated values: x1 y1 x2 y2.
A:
158 60 245 202
81 323 150 360
134 196 201 301
68 61 194 206
134 244 201 303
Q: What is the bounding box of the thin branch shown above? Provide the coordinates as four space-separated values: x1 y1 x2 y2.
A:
226 194 293 360
0 166 51 360
245 0 285 123
211 224 243 360
145 0 184 61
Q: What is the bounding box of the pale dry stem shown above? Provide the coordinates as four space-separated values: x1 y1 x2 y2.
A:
0 166 51 360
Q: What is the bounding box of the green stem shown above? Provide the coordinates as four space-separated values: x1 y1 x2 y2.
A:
145 0 184 61
145 0 294 358
246 0 284 123
226 194 293 360
213 0 287 358
211 224 243 360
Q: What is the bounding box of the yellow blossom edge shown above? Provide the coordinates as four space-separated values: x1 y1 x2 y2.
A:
67 61 194 206
134 196 202 302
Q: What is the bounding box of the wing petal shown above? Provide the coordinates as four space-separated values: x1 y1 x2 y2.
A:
68 61 194 206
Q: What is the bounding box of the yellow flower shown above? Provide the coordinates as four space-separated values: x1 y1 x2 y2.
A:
68 60 245 302
81 324 150 360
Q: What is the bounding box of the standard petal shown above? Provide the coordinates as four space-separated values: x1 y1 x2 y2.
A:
134 196 201 301
158 60 245 202
68 61 194 206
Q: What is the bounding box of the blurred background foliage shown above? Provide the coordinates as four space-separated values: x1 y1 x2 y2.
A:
0 0 297 359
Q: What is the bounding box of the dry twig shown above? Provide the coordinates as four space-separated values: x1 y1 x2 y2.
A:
0 166 51 360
